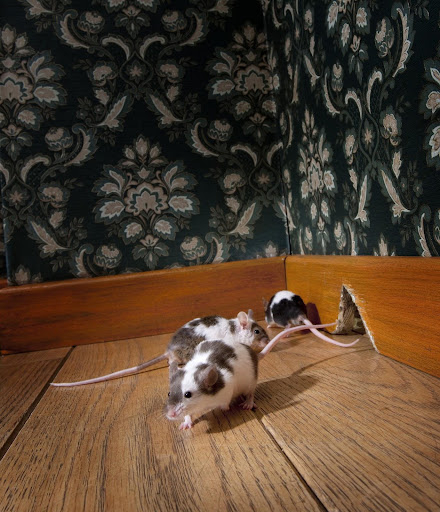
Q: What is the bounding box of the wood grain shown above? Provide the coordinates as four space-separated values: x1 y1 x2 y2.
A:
0 257 286 353
0 333 321 512
285 255 440 377
0 348 70 451
257 329 440 512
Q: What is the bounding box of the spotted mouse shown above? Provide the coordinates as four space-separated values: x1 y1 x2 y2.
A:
51 310 268 387
165 339 258 430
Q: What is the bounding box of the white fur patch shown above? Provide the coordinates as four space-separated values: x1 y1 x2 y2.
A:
271 290 296 304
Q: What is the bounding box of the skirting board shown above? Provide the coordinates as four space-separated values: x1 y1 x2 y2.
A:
286 255 440 378
0 257 286 353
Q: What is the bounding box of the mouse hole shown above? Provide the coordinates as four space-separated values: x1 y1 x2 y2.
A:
333 285 367 337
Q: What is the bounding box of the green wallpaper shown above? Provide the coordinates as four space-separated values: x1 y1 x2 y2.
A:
1 0 439 285
0 0 289 284
264 0 440 256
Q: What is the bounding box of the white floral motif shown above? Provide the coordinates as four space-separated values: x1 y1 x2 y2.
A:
0 24 66 160
93 135 199 269
297 109 337 253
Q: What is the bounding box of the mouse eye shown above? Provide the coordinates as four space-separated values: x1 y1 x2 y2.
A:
254 329 260 335
168 392 170 397
184 391 192 398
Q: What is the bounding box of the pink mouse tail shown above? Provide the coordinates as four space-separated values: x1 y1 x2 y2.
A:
259 322 337 359
51 354 168 387
302 319 360 348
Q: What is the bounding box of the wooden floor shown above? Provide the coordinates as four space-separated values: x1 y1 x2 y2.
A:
1 326 440 512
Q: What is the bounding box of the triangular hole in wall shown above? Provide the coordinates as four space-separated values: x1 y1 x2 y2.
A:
331 285 366 335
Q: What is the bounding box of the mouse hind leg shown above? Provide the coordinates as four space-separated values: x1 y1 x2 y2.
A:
240 391 256 410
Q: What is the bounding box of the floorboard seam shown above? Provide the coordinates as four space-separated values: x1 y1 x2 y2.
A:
0 347 75 461
259 419 328 512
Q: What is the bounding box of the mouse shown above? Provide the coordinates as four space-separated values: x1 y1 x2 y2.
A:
51 310 268 387
165 338 258 430
263 290 360 348
263 290 308 328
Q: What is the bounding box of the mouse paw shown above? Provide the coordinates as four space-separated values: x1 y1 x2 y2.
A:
240 394 255 410
220 404 230 411
179 415 193 430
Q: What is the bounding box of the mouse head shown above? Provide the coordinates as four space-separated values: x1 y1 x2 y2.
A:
236 310 269 352
165 363 224 421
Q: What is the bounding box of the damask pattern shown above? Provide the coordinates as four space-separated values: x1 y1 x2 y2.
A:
1 0 440 286
0 0 289 284
264 0 440 257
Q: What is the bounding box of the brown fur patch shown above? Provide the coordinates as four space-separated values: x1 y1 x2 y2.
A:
167 369 185 406
198 340 237 373
194 363 225 395
251 322 268 341
168 327 206 363
200 316 221 327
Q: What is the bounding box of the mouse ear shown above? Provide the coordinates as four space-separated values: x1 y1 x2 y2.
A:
237 311 249 329
169 362 180 377
262 297 268 309
200 365 218 390
247 309 255 321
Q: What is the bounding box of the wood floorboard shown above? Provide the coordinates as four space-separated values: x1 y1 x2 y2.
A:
0 333 322 512
0 348 70 452
1 328 439 512
257 330 440 512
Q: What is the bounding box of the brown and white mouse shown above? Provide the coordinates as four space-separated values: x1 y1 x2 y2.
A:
51 310 268 387
165 339 258 430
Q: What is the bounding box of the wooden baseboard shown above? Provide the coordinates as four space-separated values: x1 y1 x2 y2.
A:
0 257 286 353
3 255 439 378
285 255 440 378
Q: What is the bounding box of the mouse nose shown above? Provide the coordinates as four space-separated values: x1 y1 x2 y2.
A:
167 410 177 419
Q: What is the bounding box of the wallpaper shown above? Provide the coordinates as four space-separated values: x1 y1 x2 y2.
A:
0 0 289 284
1 0 440 286
263 0 440 256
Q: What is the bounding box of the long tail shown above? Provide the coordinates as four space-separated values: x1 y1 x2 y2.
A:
259 322 337 359
51 354 168 387
303 319 360 348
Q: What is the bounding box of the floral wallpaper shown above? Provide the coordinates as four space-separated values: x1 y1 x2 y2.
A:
1 0 440 286
0 0 289 284
263 0 440 256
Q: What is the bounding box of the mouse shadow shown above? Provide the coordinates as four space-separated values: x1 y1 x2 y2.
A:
201 348 370 434
203 365 318 434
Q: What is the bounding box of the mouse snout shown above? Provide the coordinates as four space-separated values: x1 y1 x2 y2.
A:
166 404 183 421
252 336 269 352
261 336 269 347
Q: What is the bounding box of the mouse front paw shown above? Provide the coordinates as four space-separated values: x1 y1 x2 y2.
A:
179 415 193 430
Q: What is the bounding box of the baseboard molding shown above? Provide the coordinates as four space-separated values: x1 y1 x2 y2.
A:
0 258 286 353
285 255 440 378
3 255 439 378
